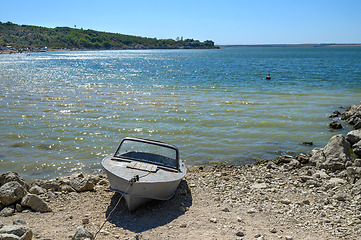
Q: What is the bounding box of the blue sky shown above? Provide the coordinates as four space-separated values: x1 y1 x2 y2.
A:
1 0 360 45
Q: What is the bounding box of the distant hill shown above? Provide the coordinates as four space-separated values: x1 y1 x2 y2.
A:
0 21 216 50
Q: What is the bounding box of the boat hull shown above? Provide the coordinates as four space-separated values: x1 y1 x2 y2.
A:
102 155 186 211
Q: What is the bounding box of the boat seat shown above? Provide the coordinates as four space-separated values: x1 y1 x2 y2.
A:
127 162 158 172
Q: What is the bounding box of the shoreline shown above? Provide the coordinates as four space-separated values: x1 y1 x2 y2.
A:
1 102 361 239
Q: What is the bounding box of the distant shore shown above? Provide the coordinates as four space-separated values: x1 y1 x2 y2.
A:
0 46 219 55
217 43 361 48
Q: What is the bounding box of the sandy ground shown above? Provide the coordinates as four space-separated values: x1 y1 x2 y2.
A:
2 163 361 240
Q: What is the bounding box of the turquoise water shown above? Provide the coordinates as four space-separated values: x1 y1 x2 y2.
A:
1 47 360 180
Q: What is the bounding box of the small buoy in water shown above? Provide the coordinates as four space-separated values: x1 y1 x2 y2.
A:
266 75 271 80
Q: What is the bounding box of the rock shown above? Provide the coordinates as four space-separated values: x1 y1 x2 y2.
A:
0 225 32 240
300 175 314 182
176 188 188 195
179 223 187 228
235 231 245 237
329 110 341 118
82 218 89 225
283 159 301 171
276 155 294 164
346 166 361 179
342 102 361 123
33 230 42 238
329 178 346 185
329 120 343 129
266 162 278 169
270 227 277 233
60 184 76 192
352 141 361 157
323 134 350 162
97 179 108 185
297 153 309 164
250 183 267 189
354 159 361 167
334 194 350 201
313 134 351 171
28 185 46 195
72 226 93 240
280 199 292 204
21 194 51 212
178 206 186 213
354 120 361 130
285 237 294 240
15 204 23 212
209 218 217 223
0 181 27 206
310 148 326 165
313 170 330 179
247 208 257 214
30 179 60 191
346 130 361 145
221 206 230 212
0 172 28 190
13 220 26 225
297 199 310 206
70 176 95 192
0 205 15 217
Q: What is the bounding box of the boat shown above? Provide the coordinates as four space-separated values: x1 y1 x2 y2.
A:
101 137 187 211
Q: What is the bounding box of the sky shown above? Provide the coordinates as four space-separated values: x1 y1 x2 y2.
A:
1 0 360 45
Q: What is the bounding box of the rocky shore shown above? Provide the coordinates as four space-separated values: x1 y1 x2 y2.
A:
1 101 361 240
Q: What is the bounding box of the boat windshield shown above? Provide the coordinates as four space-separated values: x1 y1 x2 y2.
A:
114 138 179 169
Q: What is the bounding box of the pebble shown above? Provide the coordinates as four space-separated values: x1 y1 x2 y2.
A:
280 199 292 204
270 227 277 233
13 219 26 225
179 223 187 228
221 206 230 212
179 206 186 213
247 208 257 214
82 218 90 225
209 218 217 223
235 231 244 237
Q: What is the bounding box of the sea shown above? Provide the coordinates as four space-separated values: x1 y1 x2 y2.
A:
1 47 360 181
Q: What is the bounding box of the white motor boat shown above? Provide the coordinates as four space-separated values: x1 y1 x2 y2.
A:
101 137 186 211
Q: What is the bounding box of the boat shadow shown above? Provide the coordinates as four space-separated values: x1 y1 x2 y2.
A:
106 179 192 233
